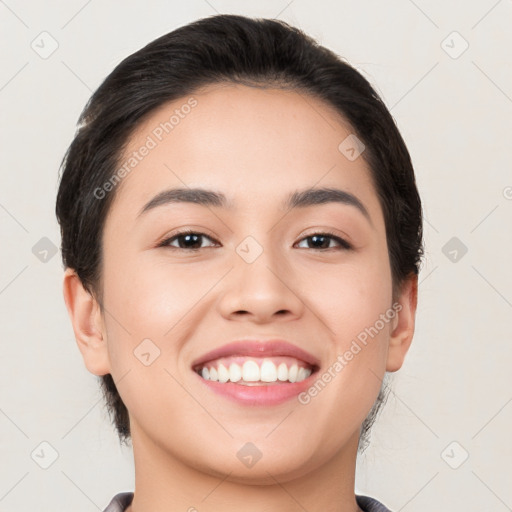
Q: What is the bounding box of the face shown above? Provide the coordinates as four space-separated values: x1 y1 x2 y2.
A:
75 83 414 483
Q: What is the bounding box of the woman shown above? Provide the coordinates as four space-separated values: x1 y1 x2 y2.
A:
56 14 423 512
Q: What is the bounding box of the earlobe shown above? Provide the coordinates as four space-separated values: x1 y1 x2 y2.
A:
386 274 418 372
62 268 111 376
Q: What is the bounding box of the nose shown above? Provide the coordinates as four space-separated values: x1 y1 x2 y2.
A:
217 245 305 324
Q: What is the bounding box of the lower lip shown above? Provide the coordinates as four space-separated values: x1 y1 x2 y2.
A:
194 372 315 406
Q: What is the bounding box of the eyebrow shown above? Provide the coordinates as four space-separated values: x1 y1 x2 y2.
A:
287 187 371 224
137 186 372 224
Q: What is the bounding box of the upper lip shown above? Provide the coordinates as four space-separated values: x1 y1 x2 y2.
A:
191 339 321 370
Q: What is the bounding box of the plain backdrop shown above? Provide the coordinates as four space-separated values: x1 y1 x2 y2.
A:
1 1 511 511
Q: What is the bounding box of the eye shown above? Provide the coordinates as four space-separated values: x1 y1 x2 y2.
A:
158 229 353 252
158 229 219 251
295 231 353 250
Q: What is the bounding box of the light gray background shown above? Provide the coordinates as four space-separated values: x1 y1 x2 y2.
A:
1 1 511 511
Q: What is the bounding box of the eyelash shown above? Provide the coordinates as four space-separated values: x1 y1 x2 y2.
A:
158 229 353 252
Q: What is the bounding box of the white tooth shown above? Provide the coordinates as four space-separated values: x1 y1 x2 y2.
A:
277 363 288 381
303 368 312 379
260 360 278 382
242 360 260 382
229 363 242 382
217 363 230 383
201 367 210 380
297 367 307 382
209 366 218 381
288 364 298 383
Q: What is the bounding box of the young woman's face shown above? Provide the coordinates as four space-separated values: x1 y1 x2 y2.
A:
94 83 411 482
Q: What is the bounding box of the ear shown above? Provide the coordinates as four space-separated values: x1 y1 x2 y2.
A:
62 268 111 376
386 273 418 372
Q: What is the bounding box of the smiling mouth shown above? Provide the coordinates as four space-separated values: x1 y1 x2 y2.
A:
193 356 318 385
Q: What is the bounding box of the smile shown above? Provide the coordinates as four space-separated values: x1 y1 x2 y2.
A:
191 339 320 405
194 356 313 385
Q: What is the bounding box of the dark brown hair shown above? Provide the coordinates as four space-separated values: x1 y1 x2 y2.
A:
56 14 424 451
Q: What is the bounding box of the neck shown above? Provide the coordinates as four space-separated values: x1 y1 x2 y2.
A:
125 424 363 512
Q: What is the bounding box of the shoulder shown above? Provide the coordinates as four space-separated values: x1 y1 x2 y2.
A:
102 492 134 512
356 494 393 512
101 491 388 512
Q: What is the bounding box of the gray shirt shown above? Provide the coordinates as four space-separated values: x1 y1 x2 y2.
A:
102 492 392 511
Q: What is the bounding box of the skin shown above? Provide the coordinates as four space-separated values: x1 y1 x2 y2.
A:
63 83 417 512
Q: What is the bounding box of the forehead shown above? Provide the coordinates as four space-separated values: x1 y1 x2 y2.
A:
107 83 381 224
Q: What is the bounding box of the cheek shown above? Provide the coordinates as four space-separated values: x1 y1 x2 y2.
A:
103 251 207 332
101 250 224 382
301 250 394 392
303 252 393 330
297 262 393 447
100 256 202 421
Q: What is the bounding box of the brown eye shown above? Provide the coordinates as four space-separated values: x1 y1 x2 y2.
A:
296 232 352 250
159 230 218 250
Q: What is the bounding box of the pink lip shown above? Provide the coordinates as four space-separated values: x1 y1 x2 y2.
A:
194 375 316 406
191 339 320 369
191 339 320 406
